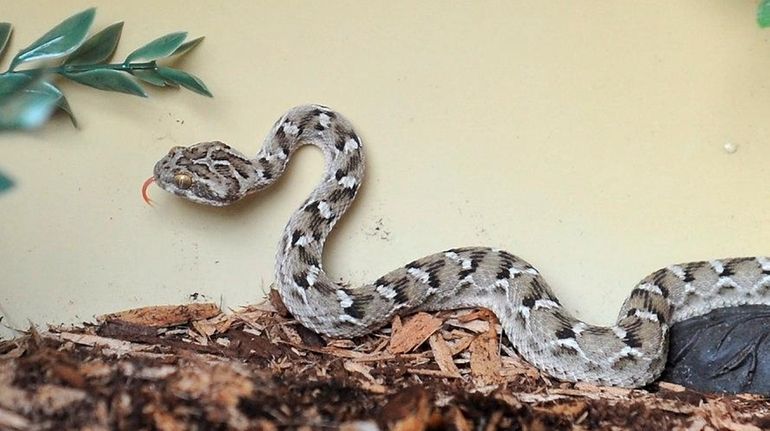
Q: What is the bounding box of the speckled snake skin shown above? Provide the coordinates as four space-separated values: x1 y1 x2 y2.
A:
151 104 770 387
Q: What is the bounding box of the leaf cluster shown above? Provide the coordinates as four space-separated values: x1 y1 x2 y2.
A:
0 8 210 130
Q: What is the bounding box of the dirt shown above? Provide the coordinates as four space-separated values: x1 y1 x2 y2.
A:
1 299 769 430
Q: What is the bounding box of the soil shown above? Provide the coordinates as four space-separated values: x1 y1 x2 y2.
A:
1 297 769 430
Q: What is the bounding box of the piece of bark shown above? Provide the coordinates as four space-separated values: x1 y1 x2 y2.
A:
268 289 291 317
388 313 443 354
469 316 502 386
428 334 462 378
96 303 221 328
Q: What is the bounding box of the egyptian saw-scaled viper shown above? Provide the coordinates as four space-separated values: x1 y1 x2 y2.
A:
146 104 770 387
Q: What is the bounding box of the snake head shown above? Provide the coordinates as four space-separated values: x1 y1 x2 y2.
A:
150 141 256 206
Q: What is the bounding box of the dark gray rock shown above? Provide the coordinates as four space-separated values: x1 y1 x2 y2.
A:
662 305 770 395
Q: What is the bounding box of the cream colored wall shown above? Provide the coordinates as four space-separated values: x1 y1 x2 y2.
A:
1 1 769 339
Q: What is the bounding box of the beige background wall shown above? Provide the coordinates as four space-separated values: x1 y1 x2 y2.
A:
1 1 769 339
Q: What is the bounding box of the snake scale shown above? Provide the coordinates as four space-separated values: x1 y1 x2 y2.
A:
149 104 770 387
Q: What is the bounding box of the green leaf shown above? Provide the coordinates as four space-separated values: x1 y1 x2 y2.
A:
124 31 187 64
63 69 147 97
0 72 34 96
0 171 13 194
760 0 770 28
65 22 124 65
169 36 204 57
9 7 96 70
0 80 60 130
0 23 12 58
132 69 178 87
38 82 77 127
157 67 212 97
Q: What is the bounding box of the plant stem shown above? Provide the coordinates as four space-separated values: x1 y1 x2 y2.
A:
2 61 158 76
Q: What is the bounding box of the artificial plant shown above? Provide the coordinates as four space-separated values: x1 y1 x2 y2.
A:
0 7 211 193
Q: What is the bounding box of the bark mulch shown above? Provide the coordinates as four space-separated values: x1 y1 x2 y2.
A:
1 296 769 430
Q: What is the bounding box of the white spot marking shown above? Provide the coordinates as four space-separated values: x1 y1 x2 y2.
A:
710 260 725 275
344 138 359 153
615 346 643 359
752 275 770 292
517 306 531 321
444 251 460 261
338 176 357 189
461 258 473 270
758 257 770 272
637 283 663 296
634 310 659 322
407 267 430 284
336 289 353 308
494 279 510 290
611 326 627 340
533 299 560 310
717 277 739 289
319 113 331 128
723 142 738 154
572 322 588 335
339 314 363 324
294 235 312 247
317 201 333 219
376 284 397 300
555 338 588 359
306 265 320 286
667 265 686 280
282 122 300 136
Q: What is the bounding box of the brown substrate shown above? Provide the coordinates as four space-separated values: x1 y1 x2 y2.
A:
1 299 769 430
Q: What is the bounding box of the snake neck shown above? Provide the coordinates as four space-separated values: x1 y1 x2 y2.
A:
255 105 366 322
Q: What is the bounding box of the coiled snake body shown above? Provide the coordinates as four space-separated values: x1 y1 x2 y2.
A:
151 105 770 387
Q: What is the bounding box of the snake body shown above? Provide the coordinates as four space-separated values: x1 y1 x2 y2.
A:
152 105 770 387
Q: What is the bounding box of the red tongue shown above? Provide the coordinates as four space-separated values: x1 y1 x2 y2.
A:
141 176 155 206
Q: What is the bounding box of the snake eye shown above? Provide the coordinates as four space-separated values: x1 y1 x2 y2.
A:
174 173 193 189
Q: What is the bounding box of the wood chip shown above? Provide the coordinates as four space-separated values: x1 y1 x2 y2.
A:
448 334 475 356
388 312 443 354
343 361 376 382
428 334 462 378
659 381 687 392
469 317 502 386
96 303 221 328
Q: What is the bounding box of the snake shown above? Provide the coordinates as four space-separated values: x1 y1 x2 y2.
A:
146 104 770 387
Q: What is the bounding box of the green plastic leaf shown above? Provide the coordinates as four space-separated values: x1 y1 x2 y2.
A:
0 72 34 96
38 82 77 127
760 0 770 28
169 36 204 57
157 67 212 97
63 69 147 97
0 74 76 128
0 23 12 58
124 31 187 64
65 22 124 65
0 80 60 130
0 171 13 193
132 69 178 87
9 8 95 70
